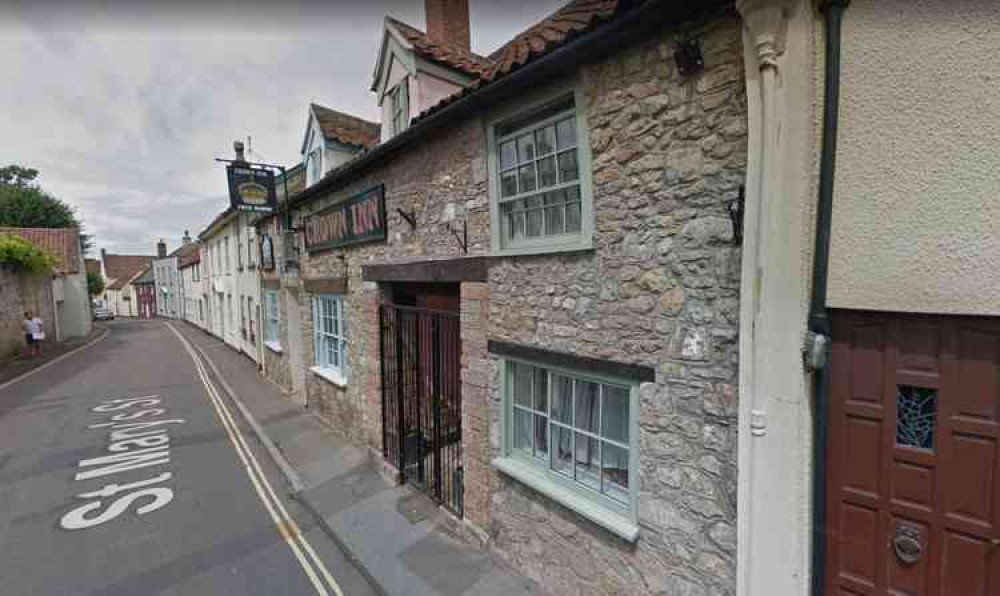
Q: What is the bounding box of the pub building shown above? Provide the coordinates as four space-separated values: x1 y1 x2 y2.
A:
269 1 747 593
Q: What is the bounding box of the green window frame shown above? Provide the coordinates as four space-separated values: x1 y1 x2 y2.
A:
494 357 640 541
487 83 595 256
390 78 409 136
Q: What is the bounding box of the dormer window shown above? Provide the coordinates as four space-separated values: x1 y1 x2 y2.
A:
307 149 322 186
390 78 409 136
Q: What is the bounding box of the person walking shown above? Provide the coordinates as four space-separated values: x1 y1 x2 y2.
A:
21 311 44 357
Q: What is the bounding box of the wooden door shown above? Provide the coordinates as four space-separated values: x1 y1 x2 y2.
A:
827 311 1000 595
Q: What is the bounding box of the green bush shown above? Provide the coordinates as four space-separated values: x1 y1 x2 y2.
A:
0 234 55 274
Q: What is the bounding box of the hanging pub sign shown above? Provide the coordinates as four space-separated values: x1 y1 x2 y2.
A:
304 185 386 252
226 164 277 213
259 234 275 271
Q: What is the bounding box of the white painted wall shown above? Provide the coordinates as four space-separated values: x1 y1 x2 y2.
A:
61 271 92 338
415 71 463 115
736 2 823 595
830 0 1000 315
202 213 261 363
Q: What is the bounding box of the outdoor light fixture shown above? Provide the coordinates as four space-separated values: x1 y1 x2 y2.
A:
674 38 704 76
730 185 745 245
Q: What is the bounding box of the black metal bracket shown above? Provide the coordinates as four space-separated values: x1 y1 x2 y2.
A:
397 208 417 230
450 220 468 255
674 38 704 77
730 185 745 245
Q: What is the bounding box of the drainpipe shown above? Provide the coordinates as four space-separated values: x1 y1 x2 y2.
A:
810 2 849 595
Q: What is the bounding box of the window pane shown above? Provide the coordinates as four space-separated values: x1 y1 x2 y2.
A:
566 199 582 234
516 133 535 163
551 425 573 477
514 408 532 455
551 374 573 424
575 433 601 490
533 414 548 459
518 163 537 193
556 117 576 150
535 125 556 156
525 197 543 237
513 212 526 240
575 380 599 434
500 169 518 198
602 443 629 504
537 155 557 188
534 369 548 413
897 385 937 449
557 150 579 183
331 302 340 336
545 205 564 236
602 385 630 444
512 362 532 408
500 140 516 170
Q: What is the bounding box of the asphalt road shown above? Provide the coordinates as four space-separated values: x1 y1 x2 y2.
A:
0 320 377 596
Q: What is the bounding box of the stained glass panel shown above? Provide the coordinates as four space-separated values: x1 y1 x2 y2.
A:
896 385 937 449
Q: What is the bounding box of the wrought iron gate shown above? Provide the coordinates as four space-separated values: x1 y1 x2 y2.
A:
380 304 463 515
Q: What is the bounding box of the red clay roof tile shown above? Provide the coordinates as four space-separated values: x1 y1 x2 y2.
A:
311 104 381 150
0 226 81 274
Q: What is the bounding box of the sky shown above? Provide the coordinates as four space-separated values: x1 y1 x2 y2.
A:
0 0 565 256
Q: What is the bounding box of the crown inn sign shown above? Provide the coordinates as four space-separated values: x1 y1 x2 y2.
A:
304 185 387 252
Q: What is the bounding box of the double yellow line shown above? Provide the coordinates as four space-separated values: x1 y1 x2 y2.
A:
167 323 344 596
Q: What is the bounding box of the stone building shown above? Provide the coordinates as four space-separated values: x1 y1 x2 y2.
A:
269 1 748 593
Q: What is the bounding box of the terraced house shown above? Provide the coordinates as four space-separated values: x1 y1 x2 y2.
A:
260 0 748 593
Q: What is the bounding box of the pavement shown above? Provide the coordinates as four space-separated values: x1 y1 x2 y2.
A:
0 322 108 388
0 319 376 595
170 321 546 596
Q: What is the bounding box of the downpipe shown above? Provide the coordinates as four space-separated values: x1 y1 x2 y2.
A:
809 1 849 595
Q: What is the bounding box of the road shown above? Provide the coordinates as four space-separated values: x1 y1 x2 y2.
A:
0 320 377 596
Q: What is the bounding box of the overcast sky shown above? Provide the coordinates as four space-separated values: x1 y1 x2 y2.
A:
0 0 564 256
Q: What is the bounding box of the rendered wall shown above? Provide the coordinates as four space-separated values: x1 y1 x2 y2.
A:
829 0 1000 315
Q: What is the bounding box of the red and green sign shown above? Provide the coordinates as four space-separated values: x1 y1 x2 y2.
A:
304 185 386 252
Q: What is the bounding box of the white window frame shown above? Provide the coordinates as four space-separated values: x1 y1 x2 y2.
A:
493 357 640 542
486 82 595 256
390 78 409 136
310 294 347 386
264 290 280 351
307 148 322 186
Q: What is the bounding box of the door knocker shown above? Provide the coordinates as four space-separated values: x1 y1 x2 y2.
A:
892 524 923 565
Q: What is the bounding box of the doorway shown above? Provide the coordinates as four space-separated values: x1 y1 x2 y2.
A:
380 283 463 515
826 311 1000 595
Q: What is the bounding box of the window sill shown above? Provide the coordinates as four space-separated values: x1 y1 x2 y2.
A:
492 456 638 543
310 366 347 388
492 238 595 258
265 341 283 354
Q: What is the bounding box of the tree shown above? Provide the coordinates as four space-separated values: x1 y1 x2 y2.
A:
0 164 93 251
87 270 105 296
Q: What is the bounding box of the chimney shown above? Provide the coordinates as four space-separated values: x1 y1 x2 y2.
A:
182 230 191 245
426 0 470 51
234 140 246 163
157 239 167 259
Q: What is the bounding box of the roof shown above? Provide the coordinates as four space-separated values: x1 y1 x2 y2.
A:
385 17 493 79
178 244 201 269
103 253 154 289
85 258 101 276
198 207 237 240
0 226 81 274
421 0 631 118
133 266 155 285
311 104 381 150
292 0 719 207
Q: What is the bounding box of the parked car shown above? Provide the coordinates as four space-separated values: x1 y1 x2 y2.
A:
93 307 115 321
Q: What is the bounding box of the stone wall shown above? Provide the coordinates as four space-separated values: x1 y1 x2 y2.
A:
295 115 490 449
289 9 746 596
0 266 55 359
485 15 745 596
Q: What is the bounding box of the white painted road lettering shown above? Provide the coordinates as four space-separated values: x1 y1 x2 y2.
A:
59 395 184 530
